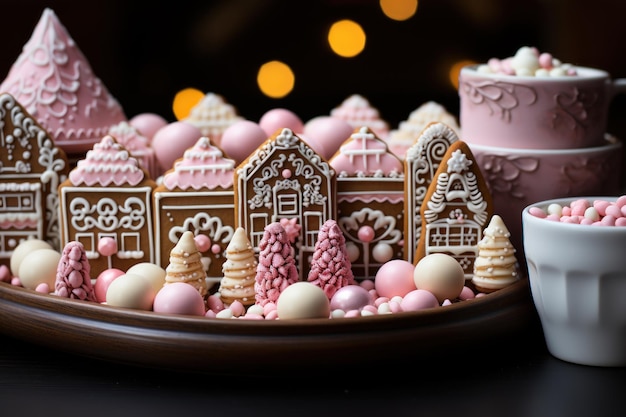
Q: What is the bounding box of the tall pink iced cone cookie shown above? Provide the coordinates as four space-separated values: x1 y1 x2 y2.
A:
0 8 127 156
307 219 355 299
254 222 298 306
330 94 390 139
182 92 243 147
471 214 520 293
165 231 208 297
218 227 257 306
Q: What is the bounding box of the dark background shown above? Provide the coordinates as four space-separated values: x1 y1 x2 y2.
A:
2 0 626 136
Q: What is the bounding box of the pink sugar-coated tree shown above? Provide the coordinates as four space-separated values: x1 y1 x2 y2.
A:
54 241 97 301
307 219 355 299
254 222 299 306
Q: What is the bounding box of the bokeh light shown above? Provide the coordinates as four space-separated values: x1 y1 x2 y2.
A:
257 60 295 99
379 0 418 21
327 19 366 58
449 59 477 90
172 87 204 120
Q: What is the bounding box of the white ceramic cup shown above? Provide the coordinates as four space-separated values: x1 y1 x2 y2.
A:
522 196 626 367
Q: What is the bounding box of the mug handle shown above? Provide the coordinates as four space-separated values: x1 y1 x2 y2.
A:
611 78 626 98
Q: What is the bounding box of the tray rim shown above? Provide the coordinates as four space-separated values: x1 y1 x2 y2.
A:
0 278 537 375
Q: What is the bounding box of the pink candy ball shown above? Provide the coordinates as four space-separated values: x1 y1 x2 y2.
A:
303 116 354 160
221 120 268 164
94 268 125 303
194 234 211 252
400 289 440 312
374 259 417 298
129 113 169 141
151 121 202 175
259 108 304 137
153 282 206 316
329 284 373 311
98 237 118 257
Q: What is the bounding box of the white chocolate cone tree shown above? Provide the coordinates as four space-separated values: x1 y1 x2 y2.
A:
471 215 520 293
218 227 257 306
165 231 208 296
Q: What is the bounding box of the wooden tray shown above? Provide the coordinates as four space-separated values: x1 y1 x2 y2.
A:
0 278 539 376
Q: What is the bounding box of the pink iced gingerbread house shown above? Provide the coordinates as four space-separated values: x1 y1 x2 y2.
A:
235 127 336 281
0 8 127 160
403 122 459 264
58 135 157 277
153 136 237 288
0 93 69 267
329 126 404 280
108 121 158 180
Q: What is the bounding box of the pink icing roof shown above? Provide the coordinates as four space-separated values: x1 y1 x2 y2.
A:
161 137 235 191
330 94 389 139
108 121 157 179
0 8 127 154
330 126 403 176
69 135 145 186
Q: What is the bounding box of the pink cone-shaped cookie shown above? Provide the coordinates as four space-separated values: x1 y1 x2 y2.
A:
54 241 96 301
307 219 355 299
254 222 298 306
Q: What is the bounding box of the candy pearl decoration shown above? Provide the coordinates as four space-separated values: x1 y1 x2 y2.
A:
329 284 373 311
97 237 118 256
413 253 465 303
276 282 330 319
375 259 417 298
346 242 359 262
153 282 206 316
358 225 375 243
18 248 61 290
372 243 393 263
194 234 211 252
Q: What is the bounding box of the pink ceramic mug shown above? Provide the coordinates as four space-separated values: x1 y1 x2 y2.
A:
459 65 626 150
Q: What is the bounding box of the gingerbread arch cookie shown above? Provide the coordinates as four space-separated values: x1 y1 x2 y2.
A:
404 122 459 264
414 140 493 279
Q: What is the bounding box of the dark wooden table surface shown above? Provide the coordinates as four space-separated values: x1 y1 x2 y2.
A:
1 324 625 417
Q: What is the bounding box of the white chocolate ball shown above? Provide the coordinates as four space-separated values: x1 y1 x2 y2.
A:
18 248 61 290
276 282 330 319
413 253 465 303
126 262 166 294
105 273 157 310
11 239 53 277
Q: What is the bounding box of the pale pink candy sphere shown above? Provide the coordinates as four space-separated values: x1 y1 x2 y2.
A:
401 289 440 312
303 116 354 160
194 234 211 252
259 108 304 137
374 259 417 298
151 121 202 175
329 284 373 311
129 113 169 141
94 268 125 303
97 237 118 257
358 225 375 243
221 120 268 164
153 282 206 316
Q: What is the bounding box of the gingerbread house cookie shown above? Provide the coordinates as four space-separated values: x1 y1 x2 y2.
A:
387 101 460 159
234 127 336 281
58 135 157 278
108 121 158 180
0 93 69 267
153 136 237 288
414 140 493 279
183 92 244 147
0 8 127 160
330 94 390 139
404 122 459 264
329 126 404 280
